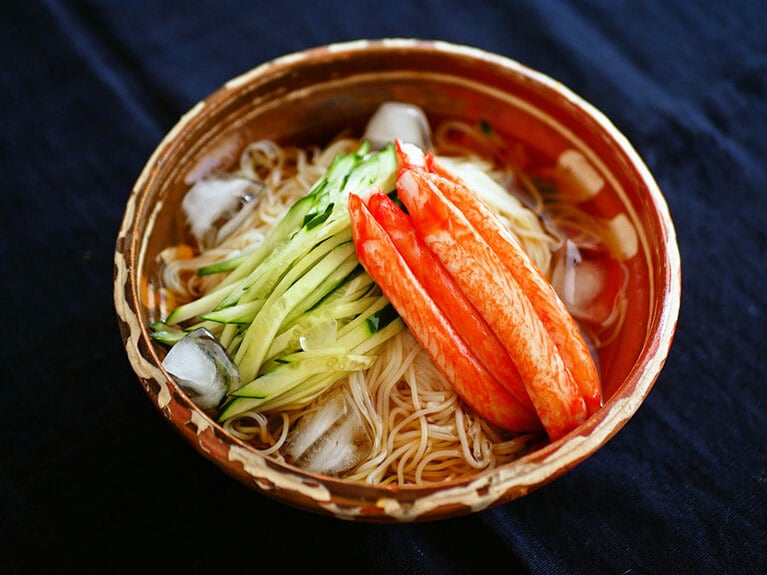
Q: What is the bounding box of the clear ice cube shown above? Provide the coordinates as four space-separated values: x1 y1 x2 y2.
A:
363 102 433 152
161 328 240 411
285 387 372 476
181 175 260 249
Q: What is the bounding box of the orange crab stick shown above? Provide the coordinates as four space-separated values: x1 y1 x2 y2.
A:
425 155 602 414
398 170 588 440
396 139 600 415
394 139 427 175
366 191 536 415
348 192 541 433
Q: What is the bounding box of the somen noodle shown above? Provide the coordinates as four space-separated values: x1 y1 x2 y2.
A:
154 118 628 485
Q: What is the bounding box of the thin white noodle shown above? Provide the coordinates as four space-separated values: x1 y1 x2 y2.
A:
160 127 627 485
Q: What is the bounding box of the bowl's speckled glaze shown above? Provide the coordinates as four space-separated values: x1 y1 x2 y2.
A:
114 39 681 522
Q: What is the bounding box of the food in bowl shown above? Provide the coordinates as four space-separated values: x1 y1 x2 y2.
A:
147 102 632 485
115 39 680 521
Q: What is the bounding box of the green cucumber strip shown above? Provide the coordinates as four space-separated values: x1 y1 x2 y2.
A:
258 344 350 374
167 195 320 323
220 215 351 308
196 252 249 276
274 346 350 363
239 371 339 415
219 318 405 420
165 144 392 325
165 282 240 325
150 317 229 344
364 303 400 334
234 242 358 383
264 296 380 361
234 144 391 306
329 270 377 302
225 332 243 357
247 315 404 413
278 254 360 328
242 226 353 306
287 268 375 319
149 322 186 345
218 322 240 350
239 235 354 330
210 192 317 288
200 299 263 324
290 150 360 229
181 319 225 336
303 202 334 230
218 396 260 421
332 143 397 205
345 315 406 355
255 319 405 413
231 352 375 398
336 295 391 338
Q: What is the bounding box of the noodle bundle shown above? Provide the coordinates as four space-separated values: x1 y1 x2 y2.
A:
155 119 627 485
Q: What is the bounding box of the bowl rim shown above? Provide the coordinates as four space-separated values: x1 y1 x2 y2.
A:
114 38 682 521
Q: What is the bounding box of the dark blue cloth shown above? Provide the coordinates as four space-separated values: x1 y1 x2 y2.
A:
2 1 765 573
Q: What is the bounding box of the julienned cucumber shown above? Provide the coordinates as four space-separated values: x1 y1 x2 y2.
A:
152 142 404 419
219 310 404 420
231 349 376 399
234 241 359 383
264 294 380 361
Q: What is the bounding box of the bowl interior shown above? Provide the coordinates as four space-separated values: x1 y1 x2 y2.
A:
115 39 680 522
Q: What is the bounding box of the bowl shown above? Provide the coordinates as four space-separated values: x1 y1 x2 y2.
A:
114 39 681 522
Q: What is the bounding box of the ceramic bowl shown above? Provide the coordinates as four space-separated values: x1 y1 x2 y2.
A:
114 39 681 522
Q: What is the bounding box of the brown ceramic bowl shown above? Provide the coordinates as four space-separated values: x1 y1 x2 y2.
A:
114 39 681 522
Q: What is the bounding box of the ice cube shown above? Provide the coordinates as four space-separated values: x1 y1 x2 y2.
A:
161 328 240 410
285 388 372 476
363 102 433 152
181 175 261 249
300 416 371 476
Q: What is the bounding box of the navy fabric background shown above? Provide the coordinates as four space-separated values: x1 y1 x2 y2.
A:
2 1 765 573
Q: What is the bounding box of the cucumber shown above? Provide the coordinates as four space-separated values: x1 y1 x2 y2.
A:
163 143 404 418
234 242 358 383
219 317 406 418
264 295 380 361
200 300 263 324
231 348 376 398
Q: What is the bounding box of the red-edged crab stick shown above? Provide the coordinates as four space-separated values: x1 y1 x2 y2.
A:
396 139 601 416
366 191 536 415
424 152 602 415
348 193 541 433
397 168 589 441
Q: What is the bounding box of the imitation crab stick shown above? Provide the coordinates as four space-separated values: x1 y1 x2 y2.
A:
395 139 602 415
425 154 602 415
348 193 541 432
366 191 536 415
397 170 588 440
394 139 427 175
